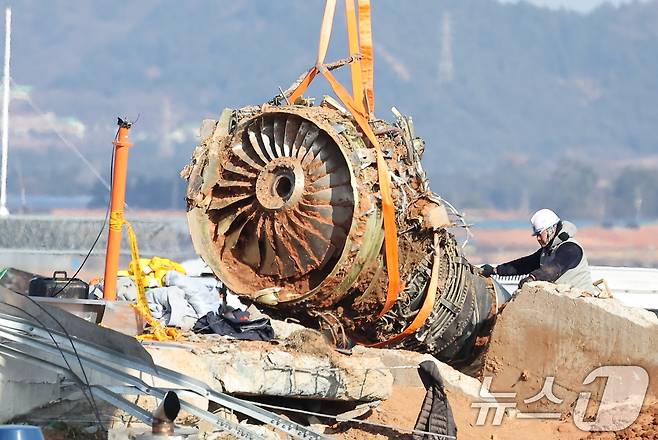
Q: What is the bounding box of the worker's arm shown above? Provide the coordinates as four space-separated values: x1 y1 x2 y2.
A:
530 242 582 282
495 249 542 276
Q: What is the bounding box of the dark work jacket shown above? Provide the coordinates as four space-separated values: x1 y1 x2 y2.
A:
496 221 594 291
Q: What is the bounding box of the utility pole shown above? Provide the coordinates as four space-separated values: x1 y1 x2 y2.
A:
161 97 179 209
0 8 11 216
439 12 454 84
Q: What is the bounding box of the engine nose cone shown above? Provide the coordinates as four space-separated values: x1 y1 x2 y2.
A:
255 157 305 211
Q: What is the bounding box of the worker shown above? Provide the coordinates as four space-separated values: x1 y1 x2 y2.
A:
481 209 594 291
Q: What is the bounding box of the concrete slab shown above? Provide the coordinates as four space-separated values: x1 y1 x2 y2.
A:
0 354 63 422
183 330 394 401
364 346 494 401
481 281 658 415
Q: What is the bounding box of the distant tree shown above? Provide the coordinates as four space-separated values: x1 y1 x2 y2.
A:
607 167 658 221
485 162 538 211
532 159 598 219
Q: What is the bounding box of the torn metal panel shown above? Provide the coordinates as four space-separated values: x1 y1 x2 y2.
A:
0 311 328 440
0 267 41 294
0 286 155 370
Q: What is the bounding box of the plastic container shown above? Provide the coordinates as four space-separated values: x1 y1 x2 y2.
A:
28 271 89 299
0 425 45 440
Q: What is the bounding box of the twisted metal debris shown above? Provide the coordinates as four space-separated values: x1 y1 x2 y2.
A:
183 100 509 366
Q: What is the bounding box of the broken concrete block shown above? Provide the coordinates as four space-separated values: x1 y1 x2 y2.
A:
306 415 328 434
369 347 494 401
144 345 216 411
335 400 381 421
268 317 308 340
482 281 658 414
206 346 391 401
0 353 65 422
191 331 393 401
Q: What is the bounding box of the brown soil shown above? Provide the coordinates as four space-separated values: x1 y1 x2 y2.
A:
584 402 658 440
42 424 104 440
334 386 657 439
332 386 423 439
284 328 337 359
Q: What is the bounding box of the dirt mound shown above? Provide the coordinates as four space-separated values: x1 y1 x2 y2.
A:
584 402 658 440
481 283 658 414
284 328 336 359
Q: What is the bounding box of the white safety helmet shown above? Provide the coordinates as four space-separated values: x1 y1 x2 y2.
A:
530 209 560 236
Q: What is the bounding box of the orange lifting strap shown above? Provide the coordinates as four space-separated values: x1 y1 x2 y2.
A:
368 234 440 347
317 0 336 66
286 0 402 319
358 0 375 116
321 69 401 317
344 0 365 114
288 67 318 104
288 0 334 103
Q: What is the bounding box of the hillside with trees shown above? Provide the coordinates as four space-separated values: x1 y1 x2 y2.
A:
1 0 657 220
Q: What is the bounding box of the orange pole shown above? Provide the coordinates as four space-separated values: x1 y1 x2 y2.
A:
103 118 133 300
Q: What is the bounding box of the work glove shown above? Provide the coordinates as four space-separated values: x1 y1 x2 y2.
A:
518 274 536 288
481 264 496 277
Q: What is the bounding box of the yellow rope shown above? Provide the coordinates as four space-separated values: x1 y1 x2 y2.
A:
112 212 178 341
109 211 124 231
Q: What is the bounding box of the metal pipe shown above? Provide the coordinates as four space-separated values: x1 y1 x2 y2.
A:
103 118 133 300
0 7 11 217
152 391 180 436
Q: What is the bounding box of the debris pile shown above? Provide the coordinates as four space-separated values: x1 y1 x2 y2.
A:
2 270 658 438
183 104 508 365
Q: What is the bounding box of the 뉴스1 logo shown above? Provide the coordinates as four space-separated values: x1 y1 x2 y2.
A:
471 365 649 431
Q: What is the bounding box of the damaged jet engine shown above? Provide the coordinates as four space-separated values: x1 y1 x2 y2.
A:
183 101 509 366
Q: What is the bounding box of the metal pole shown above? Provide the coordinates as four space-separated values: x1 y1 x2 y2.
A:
103 118 133 300
0 8 11 217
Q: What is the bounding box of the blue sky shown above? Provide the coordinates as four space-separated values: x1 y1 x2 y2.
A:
498 0 651 12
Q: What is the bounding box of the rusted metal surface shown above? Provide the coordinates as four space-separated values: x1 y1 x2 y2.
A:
222 112 354 282
183 101 504 364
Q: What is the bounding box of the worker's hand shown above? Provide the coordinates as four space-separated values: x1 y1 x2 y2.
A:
481 264 496 277
518 274 536 288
